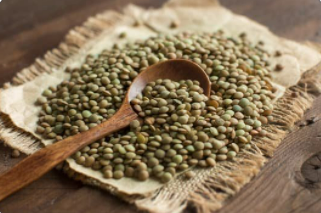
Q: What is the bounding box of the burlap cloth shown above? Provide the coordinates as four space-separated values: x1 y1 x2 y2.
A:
1 0 321 212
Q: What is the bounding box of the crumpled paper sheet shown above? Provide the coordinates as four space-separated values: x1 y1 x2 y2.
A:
0 0 320 196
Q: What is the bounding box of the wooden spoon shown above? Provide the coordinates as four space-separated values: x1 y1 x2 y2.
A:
0 59 211 201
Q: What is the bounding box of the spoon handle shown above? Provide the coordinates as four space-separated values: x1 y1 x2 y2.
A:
0 105 137 201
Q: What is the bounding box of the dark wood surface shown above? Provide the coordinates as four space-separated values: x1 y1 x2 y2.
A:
0 0 321 212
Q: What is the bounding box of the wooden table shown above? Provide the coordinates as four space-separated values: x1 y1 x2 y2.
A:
0 0 321 212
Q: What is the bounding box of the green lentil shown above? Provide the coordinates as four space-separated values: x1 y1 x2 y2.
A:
161 172 173 183
137 170 149 181
184 170 196 179
36 31 275 183
113 171 124 179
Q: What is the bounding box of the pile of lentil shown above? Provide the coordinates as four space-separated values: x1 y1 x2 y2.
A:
35 31 275 182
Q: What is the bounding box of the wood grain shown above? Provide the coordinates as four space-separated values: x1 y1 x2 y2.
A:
0 0 321 212
217 96 321 213
0 0 166 87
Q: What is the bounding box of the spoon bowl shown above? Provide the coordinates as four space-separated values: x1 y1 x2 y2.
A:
0 59 211 201
128 59 211 101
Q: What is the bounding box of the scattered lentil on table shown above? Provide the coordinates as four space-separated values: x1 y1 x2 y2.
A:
11 149 21 158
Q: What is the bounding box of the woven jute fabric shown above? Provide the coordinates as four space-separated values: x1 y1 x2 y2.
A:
1 0 321 212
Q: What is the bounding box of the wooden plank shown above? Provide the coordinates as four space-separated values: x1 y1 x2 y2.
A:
0 0 320 212
220 0 321 42
0 0 166 87
218 96 321 213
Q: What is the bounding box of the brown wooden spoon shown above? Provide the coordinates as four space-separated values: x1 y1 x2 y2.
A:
0 59 211 201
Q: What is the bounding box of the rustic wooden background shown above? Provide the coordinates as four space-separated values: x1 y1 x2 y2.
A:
1 0 321 212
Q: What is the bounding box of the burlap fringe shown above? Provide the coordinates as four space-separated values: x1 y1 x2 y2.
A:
0 11 124 154
134 62 321 213
0 4 321 213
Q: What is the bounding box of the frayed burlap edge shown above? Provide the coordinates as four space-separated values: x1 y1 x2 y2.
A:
0 4 321 213
133 62 321 213
0 10 125 154
0 8 142 202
